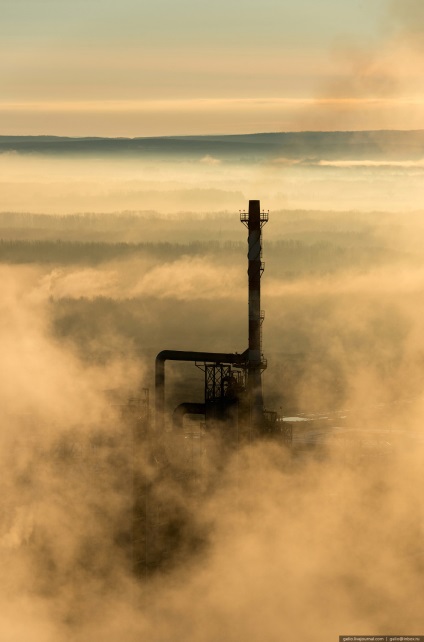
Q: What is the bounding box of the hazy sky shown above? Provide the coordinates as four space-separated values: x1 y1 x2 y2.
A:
2 0 424 135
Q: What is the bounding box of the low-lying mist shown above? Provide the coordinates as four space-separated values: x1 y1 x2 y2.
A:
2 147 424 214
1 198 424 639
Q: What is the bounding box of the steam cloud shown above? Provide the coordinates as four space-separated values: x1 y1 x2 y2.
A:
2 1 424 638
1 206 424 640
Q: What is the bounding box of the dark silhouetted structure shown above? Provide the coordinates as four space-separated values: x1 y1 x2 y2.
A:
154 200 288 442
241 199 268 432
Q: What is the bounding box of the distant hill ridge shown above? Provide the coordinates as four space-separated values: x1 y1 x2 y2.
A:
1 130 424 160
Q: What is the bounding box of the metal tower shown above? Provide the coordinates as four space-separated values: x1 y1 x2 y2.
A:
240 199 268 431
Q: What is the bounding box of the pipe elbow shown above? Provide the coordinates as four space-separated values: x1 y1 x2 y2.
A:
173 402 206 430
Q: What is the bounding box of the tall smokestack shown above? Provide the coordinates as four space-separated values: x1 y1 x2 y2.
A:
241 200 268 431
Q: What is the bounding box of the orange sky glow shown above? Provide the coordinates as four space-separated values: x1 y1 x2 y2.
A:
2 0 424 135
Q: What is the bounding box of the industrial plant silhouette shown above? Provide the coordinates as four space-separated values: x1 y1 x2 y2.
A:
154 200 290 442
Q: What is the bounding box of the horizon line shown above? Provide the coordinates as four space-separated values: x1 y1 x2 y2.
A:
1 128 424 140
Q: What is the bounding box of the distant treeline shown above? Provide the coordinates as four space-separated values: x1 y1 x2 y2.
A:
0 209 405 246
0 239 233 264
0 238 406 275
0 211 160 228
2 131 424 160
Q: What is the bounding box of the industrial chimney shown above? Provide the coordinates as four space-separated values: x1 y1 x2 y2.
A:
240 199 268 432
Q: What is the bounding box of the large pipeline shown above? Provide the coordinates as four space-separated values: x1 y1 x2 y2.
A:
155 350 246 431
